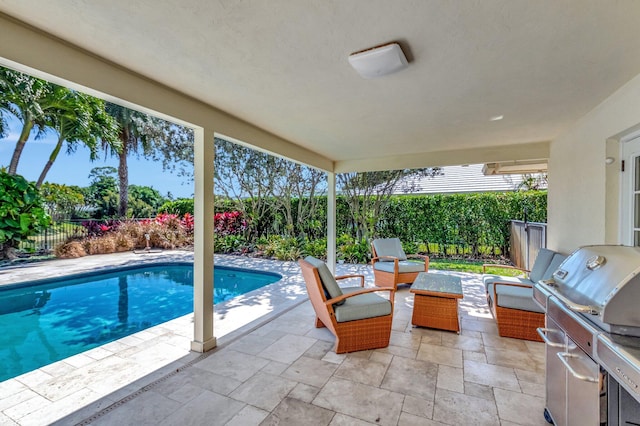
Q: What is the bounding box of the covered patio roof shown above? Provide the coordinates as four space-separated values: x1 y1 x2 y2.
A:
2 1 640 172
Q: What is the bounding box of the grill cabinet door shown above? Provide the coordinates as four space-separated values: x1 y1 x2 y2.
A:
565 337 600 426
544 317 567 426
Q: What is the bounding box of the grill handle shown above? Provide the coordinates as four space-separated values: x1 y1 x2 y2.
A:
557 352 598 383
538 281 600 315
536 328 564 348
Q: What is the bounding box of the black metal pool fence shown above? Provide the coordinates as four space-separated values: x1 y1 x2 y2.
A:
19 220 89 253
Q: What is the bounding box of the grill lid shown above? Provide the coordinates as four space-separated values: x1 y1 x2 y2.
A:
550 245 640 333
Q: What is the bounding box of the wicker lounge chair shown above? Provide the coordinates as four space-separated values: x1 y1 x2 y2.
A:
483 248 566 341
299 256 395 354
370 238 429 289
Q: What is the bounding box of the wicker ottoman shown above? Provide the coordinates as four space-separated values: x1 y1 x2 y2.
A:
410 272 463 333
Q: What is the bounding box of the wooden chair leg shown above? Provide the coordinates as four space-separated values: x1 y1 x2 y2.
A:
315 317 326 328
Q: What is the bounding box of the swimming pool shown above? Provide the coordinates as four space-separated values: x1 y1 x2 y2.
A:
0 263 281 382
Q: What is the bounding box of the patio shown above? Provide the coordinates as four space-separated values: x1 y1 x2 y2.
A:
2 2 640 424
0 253 546 425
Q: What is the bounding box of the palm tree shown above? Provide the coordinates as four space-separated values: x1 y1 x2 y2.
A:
0 68 55 175
0 92 10 139
36 91 120 188
105 103 168 217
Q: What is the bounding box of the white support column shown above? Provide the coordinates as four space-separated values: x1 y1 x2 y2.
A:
327 172 337 274
191 127 216 352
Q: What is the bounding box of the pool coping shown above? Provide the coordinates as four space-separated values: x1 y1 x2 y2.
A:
0 260 282 291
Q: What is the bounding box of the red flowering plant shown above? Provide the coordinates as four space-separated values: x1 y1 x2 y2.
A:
214 211 247 236
134 213 191 249
154 213 180 228
81 220 121 237
181 212 194 233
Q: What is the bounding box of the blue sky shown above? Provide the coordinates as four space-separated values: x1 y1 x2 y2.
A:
0 116 194 199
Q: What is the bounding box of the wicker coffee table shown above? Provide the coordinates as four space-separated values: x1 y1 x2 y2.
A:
410 272 463 333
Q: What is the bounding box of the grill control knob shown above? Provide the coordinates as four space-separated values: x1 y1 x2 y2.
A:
541 279 557 287
586 255 606 271
554 270 568 280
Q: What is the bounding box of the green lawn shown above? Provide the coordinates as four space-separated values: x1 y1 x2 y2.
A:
428 258 525 276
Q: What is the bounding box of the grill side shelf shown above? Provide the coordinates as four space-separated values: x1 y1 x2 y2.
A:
597 334 640 404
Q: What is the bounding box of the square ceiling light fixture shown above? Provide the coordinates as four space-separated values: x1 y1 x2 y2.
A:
348 42 409 78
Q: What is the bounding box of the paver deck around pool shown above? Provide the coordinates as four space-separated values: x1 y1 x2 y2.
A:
0 252 547 426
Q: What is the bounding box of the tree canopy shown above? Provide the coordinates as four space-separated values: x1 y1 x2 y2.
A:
37 91 120 187
0 68 55 175
337 168 443 240
104 102 192 217
214 138 326 239
0 67 122 184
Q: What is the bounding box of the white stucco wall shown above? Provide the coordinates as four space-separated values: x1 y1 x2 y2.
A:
548 72 640 253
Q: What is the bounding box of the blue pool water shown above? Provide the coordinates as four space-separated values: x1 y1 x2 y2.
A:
0 263 281 382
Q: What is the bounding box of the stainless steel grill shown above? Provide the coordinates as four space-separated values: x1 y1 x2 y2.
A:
534 245 640 426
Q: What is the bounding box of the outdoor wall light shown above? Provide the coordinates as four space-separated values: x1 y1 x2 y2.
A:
348 42 409 78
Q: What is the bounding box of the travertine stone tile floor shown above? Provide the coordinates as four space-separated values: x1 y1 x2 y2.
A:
0 253 548 425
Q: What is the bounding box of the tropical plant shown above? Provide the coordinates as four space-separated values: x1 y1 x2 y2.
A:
302 236 327 259
181 212 194 234
214 211 247 236
104 103 193 217
85 166 119 218
0 170 51 259
127 185 167 218
81 219 121 237
336 234 370 264
56 212 195 258
159 198 194 216
214 235 247 254
0 68 55 175
39 183 86 221
0 79 10 138
36 91 120 187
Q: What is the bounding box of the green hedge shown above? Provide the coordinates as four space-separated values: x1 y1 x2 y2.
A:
377 192 546 256
161 191 546 259
158 198 194 216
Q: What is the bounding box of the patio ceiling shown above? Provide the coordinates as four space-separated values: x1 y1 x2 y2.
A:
1 1 640 172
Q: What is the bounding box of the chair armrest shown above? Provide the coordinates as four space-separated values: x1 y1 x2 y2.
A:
482 263 528 275
371 255 399 263
407 254 429 271
407 254 428 260
371 256 401 274
325 287 395 306
335 274 365 287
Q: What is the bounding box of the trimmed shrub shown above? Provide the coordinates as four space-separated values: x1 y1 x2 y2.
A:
84 236 116 255
55 213 194 258
158 198 194 216
54 240 86 258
